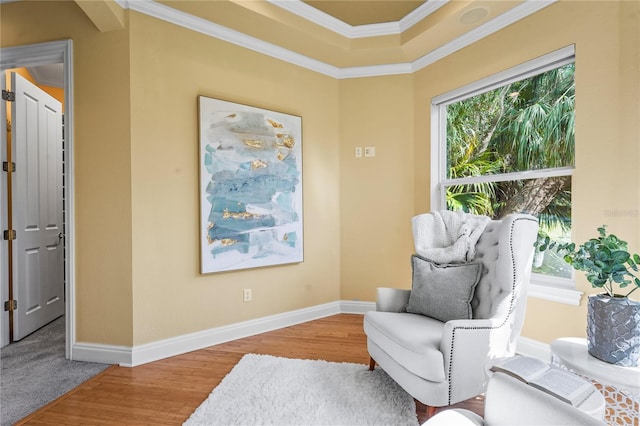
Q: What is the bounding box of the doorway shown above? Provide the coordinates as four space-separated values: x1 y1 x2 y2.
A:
0 40 75 359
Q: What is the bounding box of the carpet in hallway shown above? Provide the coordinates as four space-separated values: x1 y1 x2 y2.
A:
0 317 111 425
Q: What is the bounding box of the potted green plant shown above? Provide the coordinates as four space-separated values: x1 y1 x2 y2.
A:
533 230 549 268
536 225 640 367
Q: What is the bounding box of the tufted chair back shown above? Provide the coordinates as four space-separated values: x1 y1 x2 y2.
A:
470 214 538 354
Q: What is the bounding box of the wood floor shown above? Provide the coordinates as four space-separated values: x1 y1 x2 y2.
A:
17 314 483 425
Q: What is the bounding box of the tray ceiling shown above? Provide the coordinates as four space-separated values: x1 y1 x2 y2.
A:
23 0 556 84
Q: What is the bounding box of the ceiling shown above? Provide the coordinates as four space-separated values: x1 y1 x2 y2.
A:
27 63 64 88
302 0 426 26
26 0 554 85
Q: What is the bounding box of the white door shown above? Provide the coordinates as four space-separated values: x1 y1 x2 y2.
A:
11 72 64 341
1 72 7 347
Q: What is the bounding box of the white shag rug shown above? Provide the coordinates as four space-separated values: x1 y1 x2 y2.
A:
184 353 419 426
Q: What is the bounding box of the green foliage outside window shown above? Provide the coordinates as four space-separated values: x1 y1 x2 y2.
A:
446 63 575 278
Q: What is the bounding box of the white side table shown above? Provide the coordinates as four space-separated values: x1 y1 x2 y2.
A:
551 337 640 426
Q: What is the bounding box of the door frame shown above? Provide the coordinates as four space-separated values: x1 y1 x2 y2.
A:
0 40 75 358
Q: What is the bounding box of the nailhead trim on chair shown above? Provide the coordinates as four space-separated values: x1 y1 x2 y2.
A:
446 216 537 405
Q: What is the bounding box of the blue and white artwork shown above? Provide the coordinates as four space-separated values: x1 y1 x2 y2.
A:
199 97 303 273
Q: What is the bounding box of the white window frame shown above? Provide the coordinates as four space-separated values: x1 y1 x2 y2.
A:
430 45 582 305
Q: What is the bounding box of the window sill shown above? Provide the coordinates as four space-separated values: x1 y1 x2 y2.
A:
528 281 583 306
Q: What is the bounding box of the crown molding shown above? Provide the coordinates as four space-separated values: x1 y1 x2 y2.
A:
266 0 355 37
398 0 449 33
121 0 342 78
338 63 414 79
337 0 557 79
115 0 557 79
267 0 448 39
411 0 557 73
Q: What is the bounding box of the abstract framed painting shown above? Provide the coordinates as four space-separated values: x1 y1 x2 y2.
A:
198 97 303 274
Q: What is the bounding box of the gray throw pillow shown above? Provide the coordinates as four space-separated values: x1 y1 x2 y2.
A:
406 255 482 322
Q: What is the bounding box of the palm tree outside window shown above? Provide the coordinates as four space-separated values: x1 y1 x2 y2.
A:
432 47 575 284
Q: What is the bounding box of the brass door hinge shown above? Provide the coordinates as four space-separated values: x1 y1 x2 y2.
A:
2 90 15 102
3 230 16 240
4 300 17 312
2 161 15 172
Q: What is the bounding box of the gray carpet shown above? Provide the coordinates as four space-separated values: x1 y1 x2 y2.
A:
0 316 111 425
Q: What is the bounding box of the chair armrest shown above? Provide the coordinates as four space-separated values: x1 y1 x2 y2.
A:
440 318 506 404
376 287 410 312
441 318 496 366
440 317 510 354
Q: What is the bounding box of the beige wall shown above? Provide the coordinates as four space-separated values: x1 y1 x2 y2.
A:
128 12 341 344
339 75 415 301
411 1 640 342
2 1 638 348
1 1 134 346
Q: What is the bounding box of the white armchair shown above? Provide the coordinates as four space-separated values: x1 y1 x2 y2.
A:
363 214 539 417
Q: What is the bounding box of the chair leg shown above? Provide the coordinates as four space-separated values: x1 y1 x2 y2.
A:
426 405 438 419
368 357 376 371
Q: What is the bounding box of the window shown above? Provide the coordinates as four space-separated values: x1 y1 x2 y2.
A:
431 46 580 304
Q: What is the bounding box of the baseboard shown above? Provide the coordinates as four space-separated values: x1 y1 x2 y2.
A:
72 342 132 365
73 301 342 367
340 300 376 313
72 299 549 367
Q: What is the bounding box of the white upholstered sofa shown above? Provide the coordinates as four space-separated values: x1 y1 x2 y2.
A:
422 371 606 426
364 214 539 417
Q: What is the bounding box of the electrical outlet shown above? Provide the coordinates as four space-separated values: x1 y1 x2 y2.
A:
364 146 376 157
243 288 252 302
355 147 363 158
